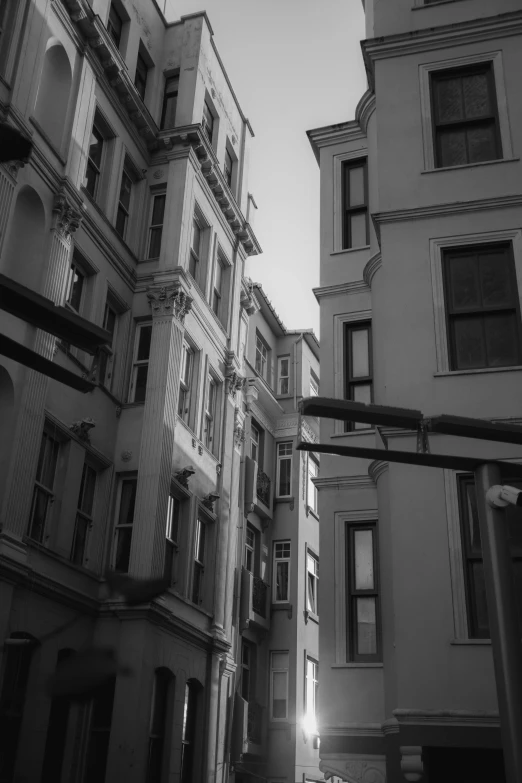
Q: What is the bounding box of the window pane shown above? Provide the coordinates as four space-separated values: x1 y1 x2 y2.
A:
119 170 132 210
29 487 49 543
89 127 103 168
137 325 152 361
79 465 96 515
354 529 374 590
149 227 162 259
351 329 369 378
134 365 148 402
152 195 166 226
435 76 463 123
464 482 482 555
192 221 201 255
276 562 289 601
470 562 489 636
71 515 89 565
349 212 367 248
272 652 288 669
484 313 521 367
348 165 365 207
278 458 291 496
356 597 377 655
272 672 287 717
479 250 512 307
463 72 490 119
467 124 497 164
447 254 481 311
162 94 177 129
439 128 467 167
115 528 132 572
352 383 372 405
119 480 136 525
453 317 486 369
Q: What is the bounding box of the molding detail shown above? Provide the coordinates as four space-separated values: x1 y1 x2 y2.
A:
320 754 386 783
393 708 499 727
314 475 374 492
240 277 257 314
355 90 376 135
69 417 95 444
234 406 246 450
225 370 245 399
147 284 192 323
363 253 382 287
373 194 522 227
313 280 369 301
368 460 389 483
300 418 318 444
400 747 423 782
3 159 25 180
52 193 83 239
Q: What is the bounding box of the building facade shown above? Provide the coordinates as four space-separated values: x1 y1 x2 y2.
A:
308 1 522 781
0 1 264 781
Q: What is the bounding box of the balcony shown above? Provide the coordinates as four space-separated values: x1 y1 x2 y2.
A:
232 694 264 759
240 568 270 631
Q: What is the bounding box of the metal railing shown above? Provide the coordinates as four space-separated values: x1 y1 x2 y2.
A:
256 470 271 506
252 576 268 618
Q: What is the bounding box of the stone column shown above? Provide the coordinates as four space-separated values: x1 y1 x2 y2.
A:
129 283 192 579
0 194 82 548
0 162 20 255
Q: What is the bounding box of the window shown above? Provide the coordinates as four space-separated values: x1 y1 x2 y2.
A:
98 299 118 390
307 455 319 515
64 258 85 313
431 63 501 169
192 517 206 604
146 669 172 783
71 462 96 566
107 3 123 48
458 471 522 639
130 322 152 403
342 158 368 249
180 681 199 783
245 524 257 573
344 321 372 430
135 48 149 101
277 356 290 395
113 477 137 572
304 657 319 735
203 374 217 450
148 193 166 259
178 342 194 424
251 422 260 465
85 121 104 199
224 147 233 189
212 255 224 320
0 0 11 45
28 430 60 543
165 493 181 585
115 161 133 240
346 523 380 661
442 243 522 371
306 552 319 614
0 634 36 782
270 652 289 720
255 332 269 381
189 217 202 284
276 442 292 498
310 370 319 397
241 640 255 702
202 100 214 142
83 676 116 782
273 541 291 603
41 649 75 783
161 75 178 129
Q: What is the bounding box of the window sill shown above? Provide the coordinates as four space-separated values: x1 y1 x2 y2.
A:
275 496 294 509
304 609 319 625
434 365 522 378
306 506 320 521
330 246 370 256
331 662 383 668
413 0 472 8
331 428 375 439
451 638 491 645
122 401 145 408
272 602 292 618
422 157 520 175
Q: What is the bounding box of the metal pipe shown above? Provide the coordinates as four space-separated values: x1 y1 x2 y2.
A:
475 463 522 783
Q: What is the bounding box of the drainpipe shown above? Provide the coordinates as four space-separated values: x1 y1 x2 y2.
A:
293 334 303 412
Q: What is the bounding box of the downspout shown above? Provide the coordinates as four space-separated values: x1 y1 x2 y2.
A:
293 334 303 412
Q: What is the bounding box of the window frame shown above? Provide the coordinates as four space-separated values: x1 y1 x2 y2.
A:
98 296 119 391
277 355 290 396
27 429 61 544
112 475 137 573
344 320 373 431
224 146 234 189
134 46 149 102
191 515 207 606
306 550 319 615
304 655 319 735
273 540 291 604
341 157 369 250
147 191 166 260
307 454 319 516
107 2 123 48
189 215 204 286
178 341 195 426
276 441 293 499
146 668 172 783
160 74 179 130
202 99 215 144
346 521 381 663
309 370 319 397
202 372 218 452
250 421 262 467
129 321 153 404
269 651 289 722
70 461 97 567
64 257 86 314
115 159 135 241
165 492 181 586
85 120 104 201
255 332 269 382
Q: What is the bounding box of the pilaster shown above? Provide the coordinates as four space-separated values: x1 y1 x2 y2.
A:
129 282 192 579
0 162 21 255
1 192 82 542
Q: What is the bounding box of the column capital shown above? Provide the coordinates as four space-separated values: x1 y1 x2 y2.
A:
52 193 83 239
146 284 192 323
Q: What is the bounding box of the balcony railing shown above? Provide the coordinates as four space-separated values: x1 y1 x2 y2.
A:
247 701 263 746
256 469 271 507
252 576 268 618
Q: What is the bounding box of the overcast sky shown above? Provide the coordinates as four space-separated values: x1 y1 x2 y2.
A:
166 0 367 336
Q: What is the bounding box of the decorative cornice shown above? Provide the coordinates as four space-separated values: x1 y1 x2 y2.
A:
146 284 192 323
52 192 84 239
320 755 386 783
373 194 522 228
363 253 382 288
400 747 423 783
362 11 522 87
393 708 500 728
300 418 318 444
307 120 367 163
313 280 369 302
321 724 383 737
355 90 376 135
368 460 389 484
314 475 374 492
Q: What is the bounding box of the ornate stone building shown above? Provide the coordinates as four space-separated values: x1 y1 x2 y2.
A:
307 0 522 781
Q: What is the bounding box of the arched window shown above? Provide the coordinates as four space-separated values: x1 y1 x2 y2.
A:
1 185 46 290
0 365 14 501
0 633 38 782
34 41 72 151
146 668 173 783
41 649 75 783
180 679 201 783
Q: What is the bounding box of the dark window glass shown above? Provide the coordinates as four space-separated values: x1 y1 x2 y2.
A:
135 51 148 101
146 670 171 783
0 634 35 782
458 470 522 639
161 76 178 130
85 124 104 199
431 64 501 168
41 649 75 783
224 148 233 188
114 478 137 572
443 243 522 371
83 677 116 783
180 682 199 783
28 431 59 543
346 523 381 661
202 101 214 142
107 3 123 48
148 194 166 259
115 167 132 239
71 464 96 566
342 159 368 249
241 641 254 702
192 518 206 604
344 321 372 431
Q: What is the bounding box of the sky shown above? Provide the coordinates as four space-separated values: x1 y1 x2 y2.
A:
166 0 368 336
